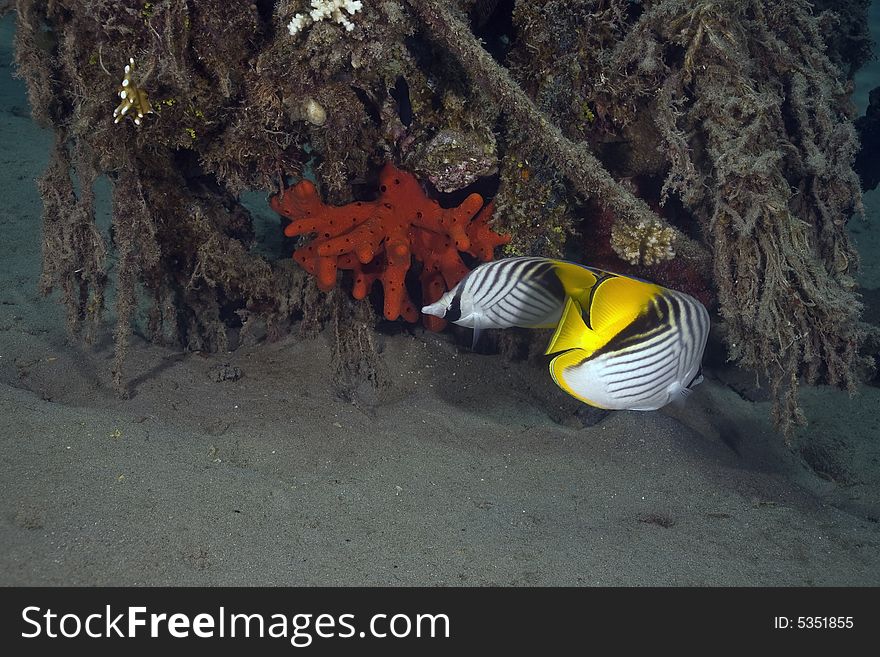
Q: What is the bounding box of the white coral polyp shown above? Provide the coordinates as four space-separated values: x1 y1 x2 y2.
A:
288 0 363 36
287 14 309 35
610 218 675 266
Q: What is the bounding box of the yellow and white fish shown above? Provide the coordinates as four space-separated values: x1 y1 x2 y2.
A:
421 256 596 346
422 256 710 410
545 274 710 411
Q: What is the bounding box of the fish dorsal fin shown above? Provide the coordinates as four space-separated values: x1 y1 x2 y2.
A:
550 260 599 304
545 297 604 356
588 276 658 334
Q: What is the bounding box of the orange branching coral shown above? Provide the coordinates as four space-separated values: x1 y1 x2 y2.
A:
270 162 509 329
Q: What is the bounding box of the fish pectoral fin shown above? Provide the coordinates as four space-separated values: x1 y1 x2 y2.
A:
589 276 657 332
471 316 482 350
544 297 602 355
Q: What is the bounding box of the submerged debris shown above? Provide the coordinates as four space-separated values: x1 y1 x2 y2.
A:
11 0 874 437
408 0 870 438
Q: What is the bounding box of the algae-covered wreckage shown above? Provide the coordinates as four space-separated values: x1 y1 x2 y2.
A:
8 0 875 437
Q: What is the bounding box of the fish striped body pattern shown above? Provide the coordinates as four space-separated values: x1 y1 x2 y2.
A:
422 256 590 330
548 286 710 410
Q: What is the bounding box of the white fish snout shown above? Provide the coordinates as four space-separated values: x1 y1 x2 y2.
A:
421 300 446 318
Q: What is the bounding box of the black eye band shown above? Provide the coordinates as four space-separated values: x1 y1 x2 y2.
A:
446 291 462 322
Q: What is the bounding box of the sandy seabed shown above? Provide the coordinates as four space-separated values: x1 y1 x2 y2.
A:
1 14 878 586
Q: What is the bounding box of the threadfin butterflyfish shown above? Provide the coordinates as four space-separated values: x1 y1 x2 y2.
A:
545 277 710 411
421 256 602 347
421 256 710 411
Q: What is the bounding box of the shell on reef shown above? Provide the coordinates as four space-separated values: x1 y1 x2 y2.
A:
303 98 327 126
410 129 498 193
285 96 328 126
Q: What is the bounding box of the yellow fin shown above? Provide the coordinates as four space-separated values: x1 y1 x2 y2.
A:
545 297 603 356
550 260 598 306
588 276 659 333
548 349 608 408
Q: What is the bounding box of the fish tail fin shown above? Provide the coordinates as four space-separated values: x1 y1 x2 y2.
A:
545 297 603 355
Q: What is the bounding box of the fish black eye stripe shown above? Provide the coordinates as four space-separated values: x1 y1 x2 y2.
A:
446 290 462 322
